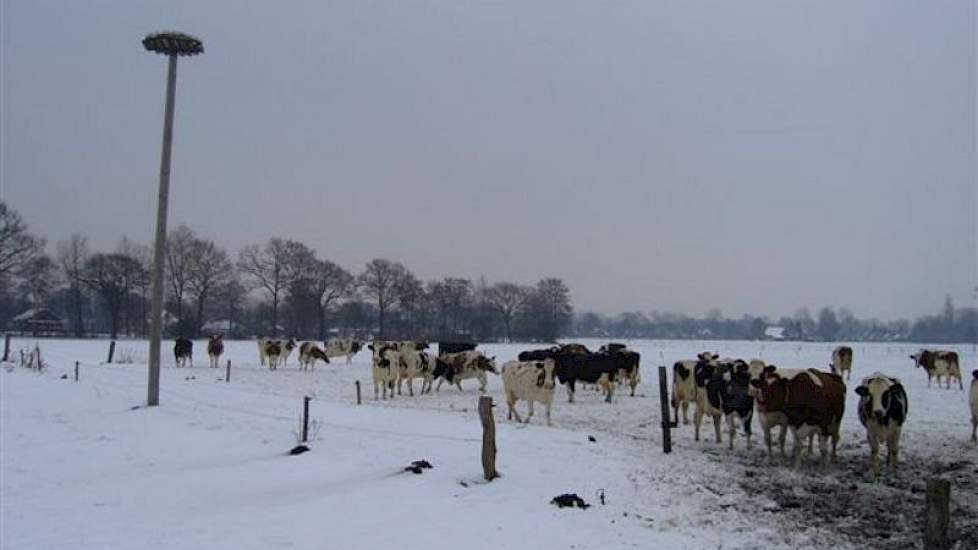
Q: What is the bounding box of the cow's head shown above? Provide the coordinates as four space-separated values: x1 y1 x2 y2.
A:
432 358 449 380
697 351 719 364
973 369 978 380
748 365 783 406
475 354 498 374
285 338 297 350
855 373 904 425
535 359 556 390
351 341 362 354
909 350 929 368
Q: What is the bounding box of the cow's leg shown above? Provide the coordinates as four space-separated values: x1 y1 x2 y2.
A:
604 379 615 403
507 394 519 422
407 376 414 397
671 394 679 425
545 400 552 426
694 406 703 441
778 425 788 458
630 375 637 397
807 433 814 457
435 378 443 392
682 400 691 425
868 431 880 479
818 433 829 467
745 418 753 451
958 374 963 390
567 381 576 403
374 379 379 400
478 373 487 393
727 416 736 450
972 415 977 443
455 380 463 392
525 400 535 423
712 414 722 444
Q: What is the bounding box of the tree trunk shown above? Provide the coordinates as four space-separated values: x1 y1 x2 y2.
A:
195 296 205 338
378 303 386 339
73 286 84 337
271 293 279 337
504 316 512 343
317 304 326 342
110 308 119 340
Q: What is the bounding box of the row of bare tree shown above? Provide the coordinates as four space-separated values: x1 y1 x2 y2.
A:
0 201 573 341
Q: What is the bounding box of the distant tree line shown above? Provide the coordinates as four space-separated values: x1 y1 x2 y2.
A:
0 201 572 342
1 201 974 344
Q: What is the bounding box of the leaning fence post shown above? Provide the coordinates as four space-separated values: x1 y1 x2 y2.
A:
75 361 80 381
925 478 951 550
107 340 116 364
658 366 676 454
225 360 231 383
301 396 311 443
355 380 362 405
478 395 498 481
3 333 10 362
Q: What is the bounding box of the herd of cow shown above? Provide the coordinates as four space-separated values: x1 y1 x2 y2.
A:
169 336 977 478
671 346 977 478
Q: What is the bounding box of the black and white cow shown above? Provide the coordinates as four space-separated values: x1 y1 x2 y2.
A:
323 338 362 364
369 343 399 400
705 360 754 451
855 372 908 478
298 342 330 371
970 370 978 443
600 346 640 397
174 338 193 368
397 347 436 396
437 341 478 356
258 337 296 368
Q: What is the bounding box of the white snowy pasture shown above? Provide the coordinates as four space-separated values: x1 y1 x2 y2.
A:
2 338 976 549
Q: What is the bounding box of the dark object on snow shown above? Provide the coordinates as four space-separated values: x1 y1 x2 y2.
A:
405 459 433 474
551 493 590 509
598 490 605 505
61 374 68 379
289 445 310 455
588 435 597 442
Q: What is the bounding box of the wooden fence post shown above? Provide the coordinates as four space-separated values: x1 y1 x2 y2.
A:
478 396 498 481
3 334 10 362
301 396 311 443
107 341 116 364
75 361 79 381
355 380 361 405
925 478 951 550
225 360 231 383
658 366 676 454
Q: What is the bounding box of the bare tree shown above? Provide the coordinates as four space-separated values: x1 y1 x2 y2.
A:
57 234 90 336
0 201 44 280
238 239 292 336
19 255 59 337
82 253 144 339
311 259 354 340
186 239 232 337
213 276 247 336
486 282 529 342
117 237 151 336
165 225 196 330
357 258 409 339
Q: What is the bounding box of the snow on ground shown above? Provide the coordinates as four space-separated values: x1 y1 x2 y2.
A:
2 337 976 549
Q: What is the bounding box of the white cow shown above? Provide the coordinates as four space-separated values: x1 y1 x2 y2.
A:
502 359 557 426
257 337 296 367
855 372 908 478
263 340 284 371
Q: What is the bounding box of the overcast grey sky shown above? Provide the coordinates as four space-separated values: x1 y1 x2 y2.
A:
1 1 975 320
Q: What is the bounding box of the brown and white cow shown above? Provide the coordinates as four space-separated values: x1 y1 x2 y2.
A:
174 338 193 368
831 346 853 381
748 366 814 461
207 334 224 368
910 349 962 389
257 337 296 367
671 360 698 425
969 370 978 443
323 338 363 364
502 359 557 426
263 340 284 371
298 342 330 371
750 367 845 466
431 351 497 392
855 372 908 478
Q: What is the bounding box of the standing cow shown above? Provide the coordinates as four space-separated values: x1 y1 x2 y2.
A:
207 334 224 368
672 360 697 425
855 372 908 478
910 349 962 389
432 351 497 392
831 346 853 381
174 338 193 368
323 338 362 364
706 360 754 451
502 359 557 426
298 342 330 371
750 367 845 467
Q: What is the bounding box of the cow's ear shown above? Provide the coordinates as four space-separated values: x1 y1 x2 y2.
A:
854 386 869 397
890 383 904 395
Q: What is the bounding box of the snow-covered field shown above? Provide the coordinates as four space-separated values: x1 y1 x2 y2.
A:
2 337 976 549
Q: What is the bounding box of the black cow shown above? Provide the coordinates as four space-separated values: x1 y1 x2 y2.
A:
554 353 619 403
600 347 640 396
438 341 478 357
855 373 908 477
174 338 193 368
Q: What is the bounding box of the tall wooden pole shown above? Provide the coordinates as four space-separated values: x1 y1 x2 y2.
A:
478 396 498 481
147 54 178 407
658 366 675 454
